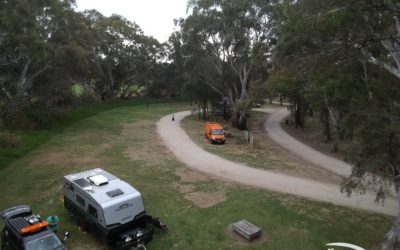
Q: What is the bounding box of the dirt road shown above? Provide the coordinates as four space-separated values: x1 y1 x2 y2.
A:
262 107 352 177
157 111 398 216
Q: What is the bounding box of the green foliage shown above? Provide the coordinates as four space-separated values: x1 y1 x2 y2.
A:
0 0 171 125
272 0 400 205
178 0 277 129
25 105 64 129
71 83 84 97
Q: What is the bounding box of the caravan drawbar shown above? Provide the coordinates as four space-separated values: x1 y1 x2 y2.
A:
63 168 166 249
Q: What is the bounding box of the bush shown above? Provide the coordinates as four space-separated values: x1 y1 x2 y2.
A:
6 104 64 129
0 131 21 148
24 105 64 129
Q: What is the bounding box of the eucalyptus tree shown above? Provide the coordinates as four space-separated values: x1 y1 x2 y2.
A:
90 14 141 99
181 0 277 129
0 0 77 122
273 1 400 248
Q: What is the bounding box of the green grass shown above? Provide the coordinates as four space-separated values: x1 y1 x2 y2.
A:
0 103 392 249
0 98 178 169
181 111 297 171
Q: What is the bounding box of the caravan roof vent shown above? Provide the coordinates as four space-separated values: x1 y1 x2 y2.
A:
88 175 108 186
106 189 124 198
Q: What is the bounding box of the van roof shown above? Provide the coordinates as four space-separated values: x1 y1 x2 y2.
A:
64 168 142 207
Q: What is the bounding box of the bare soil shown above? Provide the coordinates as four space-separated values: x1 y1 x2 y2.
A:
175 168 208 183
184 191 226 208
174 169 227 208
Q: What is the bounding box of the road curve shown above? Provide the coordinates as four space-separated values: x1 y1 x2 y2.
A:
262 107 352 177
157 111 398 216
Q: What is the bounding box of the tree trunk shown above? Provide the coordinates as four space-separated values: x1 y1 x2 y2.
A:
324 94 340 152
232 110 239 128
2 59 50 122
106 66 115 98
381 179 400 250
323 109 332 142
238 112 247 130
294 103 302 128
309 108 313 117
201 99 207 120
198 103 201 120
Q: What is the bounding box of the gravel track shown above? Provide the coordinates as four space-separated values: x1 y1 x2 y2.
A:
157 110 398 216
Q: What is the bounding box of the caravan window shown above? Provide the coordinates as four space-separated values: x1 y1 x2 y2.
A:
88 204 98 218
76 195 85 207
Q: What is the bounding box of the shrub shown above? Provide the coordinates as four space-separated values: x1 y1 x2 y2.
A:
6 104 64 129
24 104 64 129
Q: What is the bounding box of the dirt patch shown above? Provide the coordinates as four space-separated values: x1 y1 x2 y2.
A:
184 191 226 208
172 182 195 194
124 146 169 166
175 169 208 183
225 225 268 247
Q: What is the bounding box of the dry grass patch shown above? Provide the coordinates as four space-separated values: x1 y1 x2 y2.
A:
184 191 226 208
29 151 103 167
175 168 208 183
173 168 227 207
122 121 174 167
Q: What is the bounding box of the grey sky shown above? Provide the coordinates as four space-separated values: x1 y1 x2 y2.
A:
75 0 189 43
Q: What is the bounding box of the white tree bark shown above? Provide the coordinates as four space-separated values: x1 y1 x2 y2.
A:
364 18 400 80
3 59 51 116
324 94 340 152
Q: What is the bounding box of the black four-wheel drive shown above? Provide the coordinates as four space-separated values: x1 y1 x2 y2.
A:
1 205 68 250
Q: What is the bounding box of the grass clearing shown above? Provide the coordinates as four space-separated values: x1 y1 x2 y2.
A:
0 98 176 169
0 103 392 249
181 112 295 171
181 110 342 183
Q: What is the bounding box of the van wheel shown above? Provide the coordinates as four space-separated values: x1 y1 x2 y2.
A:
132 244 147 250
76 220 88 232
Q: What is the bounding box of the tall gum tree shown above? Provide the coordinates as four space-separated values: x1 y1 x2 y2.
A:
0 0 76 121
182 0 276 129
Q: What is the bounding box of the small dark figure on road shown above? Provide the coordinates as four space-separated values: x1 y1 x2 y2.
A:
172 114 175 121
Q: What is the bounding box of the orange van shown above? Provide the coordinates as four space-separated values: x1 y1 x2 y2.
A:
204 122 225 144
